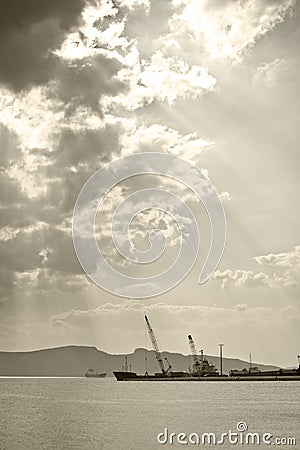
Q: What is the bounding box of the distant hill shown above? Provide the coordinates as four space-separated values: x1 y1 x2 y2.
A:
0 346 278 377
0 346 279 377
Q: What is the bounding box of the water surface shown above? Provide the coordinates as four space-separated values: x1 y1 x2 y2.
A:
0 378 299 449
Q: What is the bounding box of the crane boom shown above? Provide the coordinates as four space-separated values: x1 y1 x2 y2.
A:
188 334 201 374
145 315 166 375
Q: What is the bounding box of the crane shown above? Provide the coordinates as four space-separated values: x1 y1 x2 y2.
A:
164 357 172 375
188 334 202 375
145 315 167 375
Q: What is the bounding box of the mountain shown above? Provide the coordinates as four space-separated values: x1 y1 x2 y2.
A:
0 346 279 377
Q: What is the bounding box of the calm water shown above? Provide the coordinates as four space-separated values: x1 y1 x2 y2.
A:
0 378 299 449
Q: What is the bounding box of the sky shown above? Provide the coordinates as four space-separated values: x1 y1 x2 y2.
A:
0 0 299 367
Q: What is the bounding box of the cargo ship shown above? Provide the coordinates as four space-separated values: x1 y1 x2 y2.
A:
85 368 106 378
229 366 300 379
113 316 300 382
114 366 300 381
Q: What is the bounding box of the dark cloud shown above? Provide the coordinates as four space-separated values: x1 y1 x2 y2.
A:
54 54 125 111
0 226 82 280
0 225 49 271
0 0 86 91
0 172 28 209
0 125 21 169
42 229 83 275
55 125 121 166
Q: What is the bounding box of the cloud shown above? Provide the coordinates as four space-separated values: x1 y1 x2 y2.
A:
0 86 65 152
0 0 86 91
213 268 298 289
254 245 300 268
234 303 247 312
120 123 214 159
50 300 255 324
49 300 268 334
213 269 277 289
213 245 300 289
15 269 88 294
102 50 217 110
0 3 134 306
118 0 151 11
0 125 21 169
54 54 125 111
254 58 288 86
0 85 130 198
164 0 295 62
219 191 231 201
0 221 92 304
0 121 200 303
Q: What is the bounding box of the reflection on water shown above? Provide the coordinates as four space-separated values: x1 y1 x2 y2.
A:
0 378 299 449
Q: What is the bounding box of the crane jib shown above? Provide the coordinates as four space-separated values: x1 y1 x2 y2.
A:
145 315 167 375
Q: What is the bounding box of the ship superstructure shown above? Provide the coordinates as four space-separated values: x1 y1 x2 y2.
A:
188 334 218 377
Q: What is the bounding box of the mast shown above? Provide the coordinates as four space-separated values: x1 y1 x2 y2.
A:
144 315 166 375
188 334 201 375
219 344 224 376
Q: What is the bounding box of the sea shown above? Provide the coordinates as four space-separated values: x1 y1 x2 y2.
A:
0 378 299 449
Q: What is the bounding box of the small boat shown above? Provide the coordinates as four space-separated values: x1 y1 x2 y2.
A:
85 368 106 378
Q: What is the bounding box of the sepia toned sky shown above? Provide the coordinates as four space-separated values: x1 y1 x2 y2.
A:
0 0 299 367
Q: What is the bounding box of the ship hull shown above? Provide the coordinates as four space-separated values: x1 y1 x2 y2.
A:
113 371 300 382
